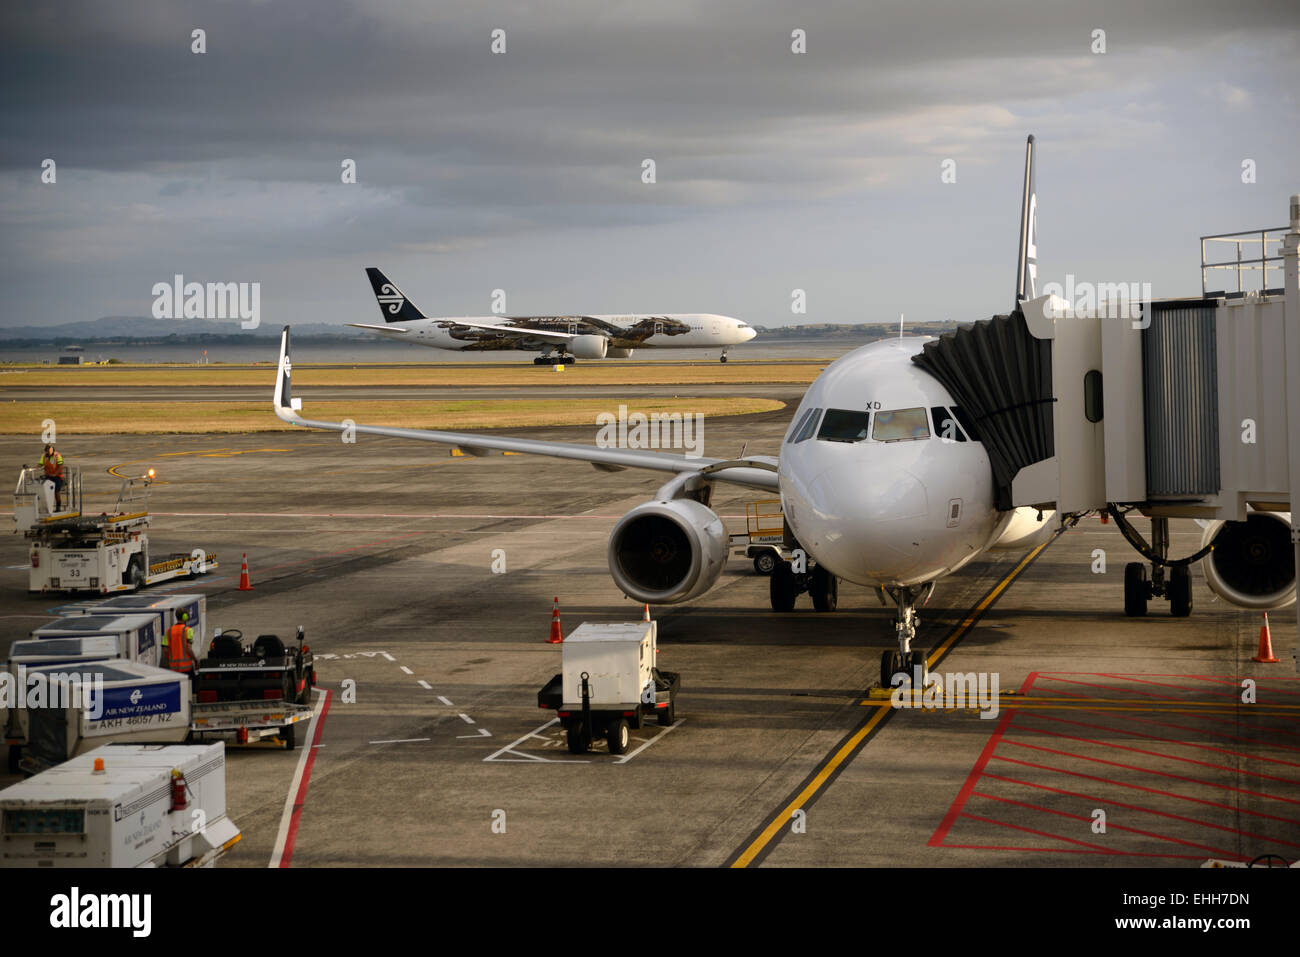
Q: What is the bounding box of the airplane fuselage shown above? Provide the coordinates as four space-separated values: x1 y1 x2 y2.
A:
363 313 754 351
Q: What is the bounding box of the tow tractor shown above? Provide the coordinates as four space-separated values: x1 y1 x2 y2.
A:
16 466 217 594
729 499 790 575
537 621 679 755
190 628 317 749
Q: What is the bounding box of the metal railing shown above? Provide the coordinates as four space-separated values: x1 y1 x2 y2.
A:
1201 226 1287 296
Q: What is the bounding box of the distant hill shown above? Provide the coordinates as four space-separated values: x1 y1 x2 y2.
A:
0 316 364 345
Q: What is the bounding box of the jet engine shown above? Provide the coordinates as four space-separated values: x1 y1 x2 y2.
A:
568 334 609 359
608 498 728 604
1199 511 1296 610
606 347 635 358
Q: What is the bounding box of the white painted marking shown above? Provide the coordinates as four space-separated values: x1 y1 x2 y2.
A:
369 737 430 745
400 666 413 675
614 719 685 764
269 688 326 868
437 695 453 706
458 713 474 724
417 680 432 690
381 652 395 662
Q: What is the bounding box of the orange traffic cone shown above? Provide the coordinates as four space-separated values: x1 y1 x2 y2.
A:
547 597 563 643
238 553 253 591
1252 612 1279 663
643 603 651 622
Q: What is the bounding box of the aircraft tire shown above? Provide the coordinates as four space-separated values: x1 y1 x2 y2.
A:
770 561 798 611
1123 562 1148 617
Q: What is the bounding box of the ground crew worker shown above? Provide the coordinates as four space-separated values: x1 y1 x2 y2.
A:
40 443 65 510
163 611 197 676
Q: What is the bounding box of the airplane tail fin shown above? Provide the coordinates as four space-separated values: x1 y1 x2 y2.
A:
366 267 426 323
1014 134 1037 309
274 326 303 422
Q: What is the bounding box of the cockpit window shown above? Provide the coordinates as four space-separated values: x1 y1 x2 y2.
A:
872 408 930 442
816 409 873 443
787 407 823 444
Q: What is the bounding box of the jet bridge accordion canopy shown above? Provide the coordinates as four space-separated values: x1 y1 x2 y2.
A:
913 310 1055 512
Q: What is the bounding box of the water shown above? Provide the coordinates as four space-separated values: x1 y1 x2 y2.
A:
3 338 873 366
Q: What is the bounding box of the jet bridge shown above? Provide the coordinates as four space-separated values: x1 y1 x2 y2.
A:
914 194 1300 662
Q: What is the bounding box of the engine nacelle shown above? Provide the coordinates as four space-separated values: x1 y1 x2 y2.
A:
1199 511 1296 610
608 498 728 604
606 347 635 358
569 334 609 359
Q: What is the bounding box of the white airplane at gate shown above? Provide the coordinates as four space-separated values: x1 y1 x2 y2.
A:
272 136 1294 686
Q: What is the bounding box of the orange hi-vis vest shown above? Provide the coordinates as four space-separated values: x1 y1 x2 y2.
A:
41 452 64 479
166 622 195 674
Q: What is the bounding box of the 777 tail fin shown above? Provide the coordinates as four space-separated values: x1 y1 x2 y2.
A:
1014 134 1037 308
365 267 427 323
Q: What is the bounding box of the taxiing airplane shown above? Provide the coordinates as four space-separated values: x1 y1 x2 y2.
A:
348 268 757 364
274 137 1294 686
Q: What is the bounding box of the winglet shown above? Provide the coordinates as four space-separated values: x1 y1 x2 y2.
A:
274 325 303 422
1014 134 1037 308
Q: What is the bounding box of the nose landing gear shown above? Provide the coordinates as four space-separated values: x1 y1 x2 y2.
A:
879 583 933 688
719 349 729 363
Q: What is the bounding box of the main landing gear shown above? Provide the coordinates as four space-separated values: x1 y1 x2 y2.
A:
879 584 933 689
769 560 838 612
1119 515 1193 618
534 353 576 365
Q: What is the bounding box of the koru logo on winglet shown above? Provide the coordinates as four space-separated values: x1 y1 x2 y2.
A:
377 283 405 314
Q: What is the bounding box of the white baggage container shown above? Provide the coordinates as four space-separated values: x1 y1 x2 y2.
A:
0 742 240 867
61 593 205 661
20 661 191 768
30 613 162 668
561 621 656 709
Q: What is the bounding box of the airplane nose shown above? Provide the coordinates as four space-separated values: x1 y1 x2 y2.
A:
742 327 757 342
794 463 931 581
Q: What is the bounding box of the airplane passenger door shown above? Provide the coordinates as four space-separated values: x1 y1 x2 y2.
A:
653 321 664 337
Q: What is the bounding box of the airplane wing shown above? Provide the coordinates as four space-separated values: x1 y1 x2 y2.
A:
347 323 410 334
442 320 578 342
272 326 779 491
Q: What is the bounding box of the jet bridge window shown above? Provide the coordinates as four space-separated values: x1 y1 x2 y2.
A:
786 407 823 444
817 409 873 443
872 408 930 442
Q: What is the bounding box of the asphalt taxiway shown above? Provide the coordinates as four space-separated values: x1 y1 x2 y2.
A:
1 389 1294 868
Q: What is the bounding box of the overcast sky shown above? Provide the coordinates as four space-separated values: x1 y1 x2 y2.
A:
1 0 1296 331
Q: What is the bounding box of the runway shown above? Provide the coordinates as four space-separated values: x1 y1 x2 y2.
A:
0 391 1293 868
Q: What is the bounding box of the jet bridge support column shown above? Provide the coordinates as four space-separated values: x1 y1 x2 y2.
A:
1284 195 1300 672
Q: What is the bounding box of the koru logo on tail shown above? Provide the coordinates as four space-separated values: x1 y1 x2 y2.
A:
377 283 405 315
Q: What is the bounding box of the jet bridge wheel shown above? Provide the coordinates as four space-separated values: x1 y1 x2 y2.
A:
810 564 838 612
770 561 798 611
1123 562 1149 617
1168 564 1193 618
